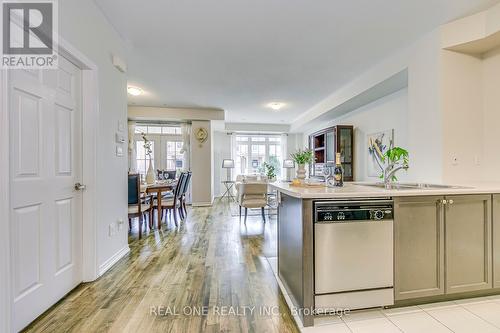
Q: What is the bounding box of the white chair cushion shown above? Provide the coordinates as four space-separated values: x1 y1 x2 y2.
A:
128 203 151 214
241 199 267 208
159 198 175 207
162 191 174 199
244 194 265 200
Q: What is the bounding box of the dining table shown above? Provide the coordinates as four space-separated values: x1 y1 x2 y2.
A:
141 181 177 229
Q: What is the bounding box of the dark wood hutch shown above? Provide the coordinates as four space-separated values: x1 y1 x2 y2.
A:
308 125 354 181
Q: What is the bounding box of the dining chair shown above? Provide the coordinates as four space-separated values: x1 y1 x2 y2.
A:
237 183 268 223
158 172 186 226
164 170 177 180
128 173 153 238
179 171 192 218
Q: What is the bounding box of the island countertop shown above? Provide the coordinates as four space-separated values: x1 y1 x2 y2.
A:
269 181 500 199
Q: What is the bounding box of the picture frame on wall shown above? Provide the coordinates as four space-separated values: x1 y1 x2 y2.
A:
367 130 394 177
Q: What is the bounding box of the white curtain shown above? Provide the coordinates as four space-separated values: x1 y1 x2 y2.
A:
281 133 288 179
180 123 192 203
180 123 191 171
230 133 241 175
281 133 288 159
128 121 137 173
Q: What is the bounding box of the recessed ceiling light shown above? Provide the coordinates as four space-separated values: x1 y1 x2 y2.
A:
127 86 143 96
267 102 285 111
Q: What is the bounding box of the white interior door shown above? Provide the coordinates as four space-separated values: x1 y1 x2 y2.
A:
9 56 83 331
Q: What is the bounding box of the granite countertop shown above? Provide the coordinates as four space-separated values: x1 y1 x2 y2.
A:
270 181 500 199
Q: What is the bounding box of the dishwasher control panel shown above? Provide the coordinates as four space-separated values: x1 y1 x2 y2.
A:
314 200 393 222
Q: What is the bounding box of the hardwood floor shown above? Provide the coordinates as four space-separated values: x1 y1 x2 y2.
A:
23 201 299 333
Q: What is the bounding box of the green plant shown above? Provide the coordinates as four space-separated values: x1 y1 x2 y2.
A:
380 146 409 181
263 162 277 179
290 149 314 165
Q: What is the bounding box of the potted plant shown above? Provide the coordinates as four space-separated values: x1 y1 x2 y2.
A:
142 132 155 184
290 149 314 180
263 162 277 182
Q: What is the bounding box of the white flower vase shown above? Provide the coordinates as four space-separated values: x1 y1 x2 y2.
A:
146 158 155 184
296 164 306 181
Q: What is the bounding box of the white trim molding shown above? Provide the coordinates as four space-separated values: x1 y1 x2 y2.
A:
0 69 12 333
57 38 100 282
2 35 101 331
98 246 130 277
192 202 214 207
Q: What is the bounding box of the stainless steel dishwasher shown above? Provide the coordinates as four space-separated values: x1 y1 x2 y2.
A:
314 199 394 313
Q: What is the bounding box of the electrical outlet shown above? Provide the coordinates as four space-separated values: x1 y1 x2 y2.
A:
474 155 480 166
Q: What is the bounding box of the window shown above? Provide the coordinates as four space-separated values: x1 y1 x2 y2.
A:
164 141 183 170
234 135 283 177
251 144 266 171
136 140 155 176
135 125 182 135
133 124 183 174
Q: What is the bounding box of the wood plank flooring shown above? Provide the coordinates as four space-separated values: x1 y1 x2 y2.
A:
23 202 299 333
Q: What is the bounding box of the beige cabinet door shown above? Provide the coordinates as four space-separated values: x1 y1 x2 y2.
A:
445 195 492 294
394 196 445 300
494 195 500 288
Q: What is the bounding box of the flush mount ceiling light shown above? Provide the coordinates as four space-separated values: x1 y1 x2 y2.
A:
267 102 286 111
127 86 143 96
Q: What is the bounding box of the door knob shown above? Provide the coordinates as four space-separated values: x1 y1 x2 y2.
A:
74 182 87 191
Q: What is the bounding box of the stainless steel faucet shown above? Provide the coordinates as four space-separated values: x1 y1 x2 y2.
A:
382 163 409 189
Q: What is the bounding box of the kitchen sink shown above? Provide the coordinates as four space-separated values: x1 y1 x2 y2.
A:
355 182 472 190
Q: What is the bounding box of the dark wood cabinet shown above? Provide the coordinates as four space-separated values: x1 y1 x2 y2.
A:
309 125 354 180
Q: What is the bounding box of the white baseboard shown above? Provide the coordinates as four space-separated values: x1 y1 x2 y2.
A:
192 202 213 207
98 245 130 277
192 196 215 207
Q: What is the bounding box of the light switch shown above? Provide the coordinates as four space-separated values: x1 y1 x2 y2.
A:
118 120 125 132
116 146 124 157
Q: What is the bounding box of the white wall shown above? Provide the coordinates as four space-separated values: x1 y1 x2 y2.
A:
406 31 442 183
128 106 224 121
483 46 500 181
190 121 214 205
304 89 409 182
59 0 129 270
298 29 444 183
286 133 303 155
441 50 484 183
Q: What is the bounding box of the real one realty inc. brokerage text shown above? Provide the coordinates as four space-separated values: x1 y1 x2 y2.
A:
149 305 351 317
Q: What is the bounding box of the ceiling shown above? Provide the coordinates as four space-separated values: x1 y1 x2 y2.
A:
95 0 499 124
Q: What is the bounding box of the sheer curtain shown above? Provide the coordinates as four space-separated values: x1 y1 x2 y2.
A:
180 123 191 171
180 123 192 203
280 134 288 180
230 133 240 176
128 121 137 173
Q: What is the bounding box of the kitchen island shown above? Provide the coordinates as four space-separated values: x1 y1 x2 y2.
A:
270 181 500 327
